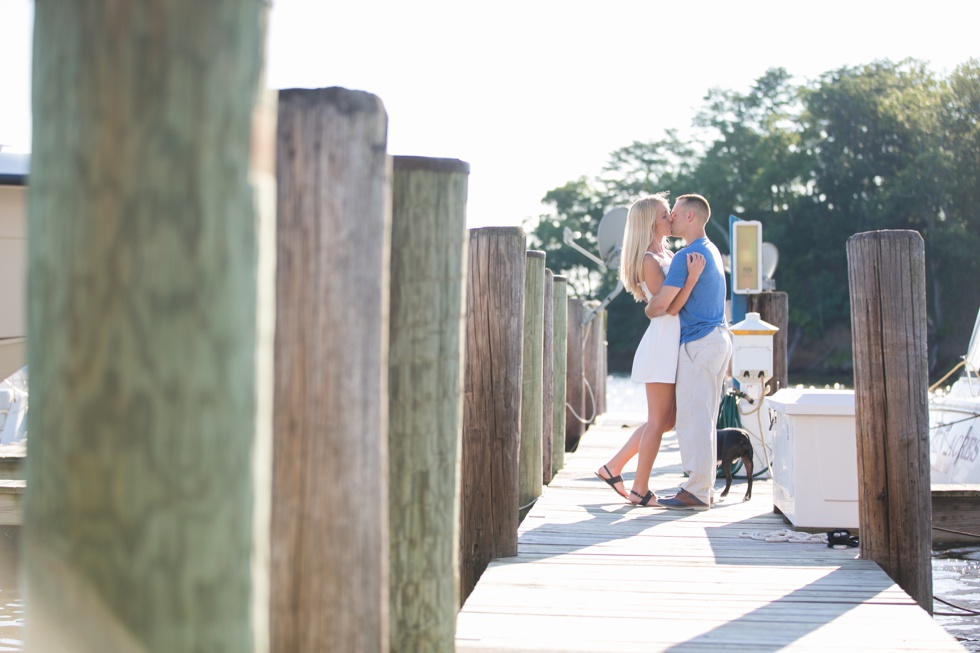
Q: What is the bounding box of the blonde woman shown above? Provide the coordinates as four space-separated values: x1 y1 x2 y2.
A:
595 193 704 505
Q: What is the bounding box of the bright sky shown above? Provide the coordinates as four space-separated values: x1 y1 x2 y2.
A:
2 1 978 228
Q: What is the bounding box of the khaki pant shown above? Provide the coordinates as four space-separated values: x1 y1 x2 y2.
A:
676 326 732 505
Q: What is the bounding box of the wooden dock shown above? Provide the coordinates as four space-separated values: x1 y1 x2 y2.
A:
456 414 967 652
933 485 980 545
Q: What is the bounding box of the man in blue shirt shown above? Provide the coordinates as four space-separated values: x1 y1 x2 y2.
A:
644 194 731 510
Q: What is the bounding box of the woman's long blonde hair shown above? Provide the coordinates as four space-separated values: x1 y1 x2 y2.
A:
620 193 670 303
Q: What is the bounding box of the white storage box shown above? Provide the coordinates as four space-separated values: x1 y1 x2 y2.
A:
764 388 858 530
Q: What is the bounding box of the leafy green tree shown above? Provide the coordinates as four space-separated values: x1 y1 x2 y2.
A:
802 60 940 233
680 69 826 350
926 59 980 365
525 59 980 377
527 135 703 365
599 130 698 202
524 178 612 298
943 60 980 221
800 59 980 369
692 68 805 224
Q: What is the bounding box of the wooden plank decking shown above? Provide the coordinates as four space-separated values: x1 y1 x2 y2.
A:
933 485 980 545
456 414 966 652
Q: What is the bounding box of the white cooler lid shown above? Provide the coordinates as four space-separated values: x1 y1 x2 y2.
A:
763 388 855 415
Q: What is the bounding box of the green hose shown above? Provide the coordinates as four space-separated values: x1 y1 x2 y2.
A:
717 392 743 430
715 392 744 478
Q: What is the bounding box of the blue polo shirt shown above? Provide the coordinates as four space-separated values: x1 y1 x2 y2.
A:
663 237 727 344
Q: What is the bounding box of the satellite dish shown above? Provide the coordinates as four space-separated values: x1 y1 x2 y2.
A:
597 207 628 270
762 242 779 279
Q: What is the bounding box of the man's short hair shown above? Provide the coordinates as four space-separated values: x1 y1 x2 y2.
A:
677 194 711 223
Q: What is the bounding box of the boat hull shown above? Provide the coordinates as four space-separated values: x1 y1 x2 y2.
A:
930 376 980 485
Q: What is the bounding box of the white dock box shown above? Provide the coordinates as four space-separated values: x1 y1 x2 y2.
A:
764 388 858 530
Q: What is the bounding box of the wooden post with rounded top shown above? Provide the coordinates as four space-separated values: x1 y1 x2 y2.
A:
24 3 273 652
846 230 932 614
460 227 525 603
542 269 555 485
272 87 391 652
551 275 568 474
388 156 469 652
583 302 604 421
520 251 545 517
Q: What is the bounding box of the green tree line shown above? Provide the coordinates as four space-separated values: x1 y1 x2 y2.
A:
525 59 980 382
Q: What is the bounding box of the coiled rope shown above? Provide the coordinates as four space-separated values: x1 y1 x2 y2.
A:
566 317 598 425
739 529 827 544
565 375 597 425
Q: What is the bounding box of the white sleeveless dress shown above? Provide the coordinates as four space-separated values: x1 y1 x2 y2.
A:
630 255 681 384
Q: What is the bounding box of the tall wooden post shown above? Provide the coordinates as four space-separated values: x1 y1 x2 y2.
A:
388 156 469 652
460 227 525 603
583 305 606 417
520 251 545 517
272 88 390 652
542 270 554 485
597 312 607 415
847 230 932 614
565 298 585 452
24 4 272 652
748 291 789 394
551 276 568 474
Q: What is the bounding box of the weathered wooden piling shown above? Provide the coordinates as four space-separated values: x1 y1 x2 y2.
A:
551 275 568 475
542 270 555 485
460 227 526 602
24 4 273 651
565 298 586 452
748 291 789 394
272 87 390 651
846 230 932 614
597 314 607 415
520 251 545 516
583 302 604 420
388 156 469 652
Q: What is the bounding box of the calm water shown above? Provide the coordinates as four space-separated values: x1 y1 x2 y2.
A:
934 547 980 650
607 371 980 651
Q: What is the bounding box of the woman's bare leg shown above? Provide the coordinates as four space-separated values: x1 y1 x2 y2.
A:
629 382 675 504
595 422 644 498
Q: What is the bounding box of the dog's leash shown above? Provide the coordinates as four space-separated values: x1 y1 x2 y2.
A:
730 386 775 477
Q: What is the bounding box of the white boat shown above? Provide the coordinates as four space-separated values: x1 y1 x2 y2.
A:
930 308 980 485
0 152 27 383
0 153 28 450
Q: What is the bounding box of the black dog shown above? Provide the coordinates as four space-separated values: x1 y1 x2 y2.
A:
717 427 754 501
